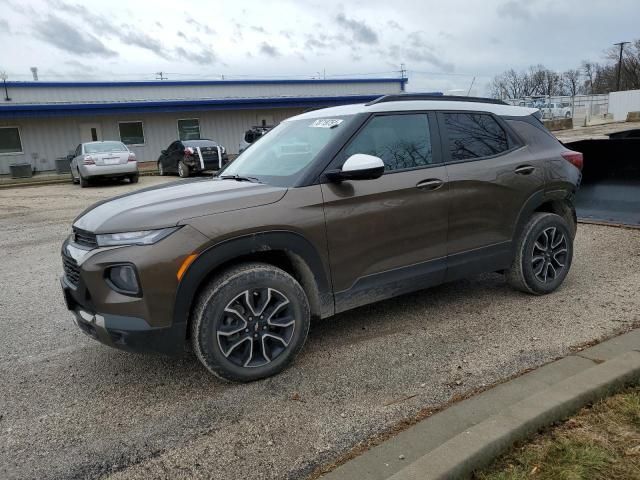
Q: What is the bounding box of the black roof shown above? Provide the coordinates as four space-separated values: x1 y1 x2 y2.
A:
182 139 220 146
365 94 508 106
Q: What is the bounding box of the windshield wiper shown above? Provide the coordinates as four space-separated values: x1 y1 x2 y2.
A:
218 174 262 183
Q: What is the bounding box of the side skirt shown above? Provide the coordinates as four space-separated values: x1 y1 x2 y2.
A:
334 258 446 314
333 241 513 315
446 241 513 282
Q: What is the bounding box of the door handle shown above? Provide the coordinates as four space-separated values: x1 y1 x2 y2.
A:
416 179 444 191
515 165 536 175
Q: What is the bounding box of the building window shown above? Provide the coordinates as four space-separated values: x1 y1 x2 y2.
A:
178 119 200 140
0 127 23 154
118 121 145 145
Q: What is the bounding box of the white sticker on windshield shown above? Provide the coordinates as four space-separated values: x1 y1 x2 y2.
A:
309 119 343 128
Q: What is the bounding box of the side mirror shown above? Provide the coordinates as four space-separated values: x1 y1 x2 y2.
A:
326 154 385 181
161 150 167 155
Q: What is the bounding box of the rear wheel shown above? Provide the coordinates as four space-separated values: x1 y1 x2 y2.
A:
190 263 311 382
506 213 573 295
79 172 89 188
178 161 190 178
129 174 139 184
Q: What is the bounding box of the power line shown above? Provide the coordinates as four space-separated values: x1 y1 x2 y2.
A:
408 69 489 78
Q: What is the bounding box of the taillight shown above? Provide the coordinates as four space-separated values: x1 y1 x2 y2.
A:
128 153 136 162
561 150 583 170
83 155 95 165
184 147 194 156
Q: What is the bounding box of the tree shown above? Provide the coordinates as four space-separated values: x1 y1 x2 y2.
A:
562 69 581 96
488 37 640 99
581 61 596 94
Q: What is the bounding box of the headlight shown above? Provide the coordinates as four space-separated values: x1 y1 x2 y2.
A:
96 227 179 247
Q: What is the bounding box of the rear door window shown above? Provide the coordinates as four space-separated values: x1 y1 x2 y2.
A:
443 113 509 161
343 114 434 172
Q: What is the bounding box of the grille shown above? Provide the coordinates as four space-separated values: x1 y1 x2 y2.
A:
62 254 81 287
73 228 98 249
200 149 219 159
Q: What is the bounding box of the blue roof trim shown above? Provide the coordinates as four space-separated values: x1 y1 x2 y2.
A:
5 78 408 88
0 95 385 118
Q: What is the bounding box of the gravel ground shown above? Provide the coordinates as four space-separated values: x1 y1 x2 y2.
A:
0 178 639 480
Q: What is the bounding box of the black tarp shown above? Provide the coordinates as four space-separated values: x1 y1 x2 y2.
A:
566 137 640 227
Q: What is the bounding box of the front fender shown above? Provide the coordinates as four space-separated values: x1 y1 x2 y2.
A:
173 230 333 333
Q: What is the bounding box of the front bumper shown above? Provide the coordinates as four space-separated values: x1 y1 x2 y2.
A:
61 276 186 354
59 224 211 354
184 154 229 172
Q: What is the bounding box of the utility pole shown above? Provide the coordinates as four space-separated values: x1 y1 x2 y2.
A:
155 71 167 80
614 41 630 91
400 63 406 91
466 76 476 96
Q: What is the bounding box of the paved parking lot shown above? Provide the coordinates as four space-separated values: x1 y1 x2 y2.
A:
1 178 639 480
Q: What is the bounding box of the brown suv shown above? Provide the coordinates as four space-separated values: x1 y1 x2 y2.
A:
61 95 583 382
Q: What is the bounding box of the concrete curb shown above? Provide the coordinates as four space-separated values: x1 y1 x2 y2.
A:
389 350 640 480
321 329 640 480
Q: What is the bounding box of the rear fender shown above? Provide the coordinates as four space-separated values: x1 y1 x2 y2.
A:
513 190 577 247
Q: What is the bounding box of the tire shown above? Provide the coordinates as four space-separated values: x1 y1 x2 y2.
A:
130 174 139 184
158 162 166 176
505 213 573 295
72 171 79 184
178 161 190 178
79 173 89 188
190 262 311 382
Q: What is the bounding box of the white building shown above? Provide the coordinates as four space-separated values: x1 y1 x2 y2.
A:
0 77 407 174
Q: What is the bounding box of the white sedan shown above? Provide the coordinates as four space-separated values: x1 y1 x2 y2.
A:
70 141 138 188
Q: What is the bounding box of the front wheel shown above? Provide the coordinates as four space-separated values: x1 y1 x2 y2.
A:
505 213 573 295
190 263 311 382
178 161 190 178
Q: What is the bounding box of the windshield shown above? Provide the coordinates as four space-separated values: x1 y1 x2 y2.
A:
220 116 354 186
84 141 128 153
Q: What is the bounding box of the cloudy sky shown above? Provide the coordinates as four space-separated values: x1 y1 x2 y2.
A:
1 0 638 93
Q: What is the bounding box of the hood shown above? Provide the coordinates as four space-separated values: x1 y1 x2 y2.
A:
74 178 287 233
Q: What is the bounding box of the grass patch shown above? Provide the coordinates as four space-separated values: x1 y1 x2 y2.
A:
475 387 640 480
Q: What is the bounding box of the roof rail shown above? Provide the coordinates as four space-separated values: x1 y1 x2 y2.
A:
365 94 508 106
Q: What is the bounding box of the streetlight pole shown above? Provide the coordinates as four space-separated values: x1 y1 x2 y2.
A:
614 41 630 92
0 72 10 101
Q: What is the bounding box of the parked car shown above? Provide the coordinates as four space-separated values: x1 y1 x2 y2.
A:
157 139 229 178
541 102 572 119
61 95 582 382
70 141 138 188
